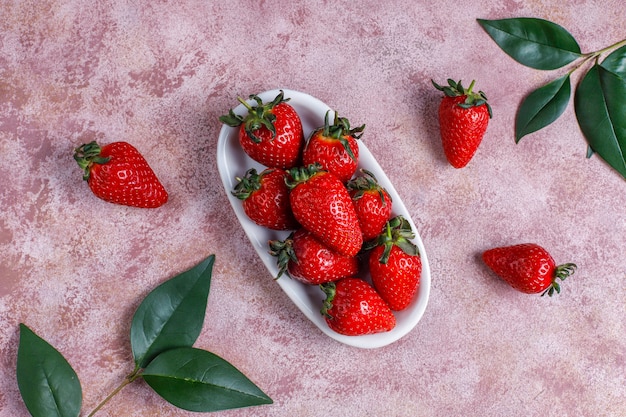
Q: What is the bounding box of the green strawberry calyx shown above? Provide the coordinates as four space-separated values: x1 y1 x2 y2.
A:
268 233 297 280
346 169 391 206
231 168 264 201
313 110 365 162
320 281 337 319
542 262 577 297
364 215 419 264
432 78 493 118
285 163 326 189
73 141 111 181
219 90 290 143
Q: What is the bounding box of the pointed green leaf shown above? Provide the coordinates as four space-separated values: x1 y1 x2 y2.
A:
17 324 82 417
516 74 571 142
477 18 581 70
131 255 215 369
142 347 273 412
574 52 626 179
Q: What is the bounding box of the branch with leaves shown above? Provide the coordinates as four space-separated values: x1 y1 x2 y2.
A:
478 17 626 179
16 255 272 417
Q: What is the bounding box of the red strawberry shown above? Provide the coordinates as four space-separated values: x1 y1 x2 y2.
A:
482 243 577 296
269 228 359 285
286 164 363 257
74 141 168 208
302 111 364 183
432 79 492 168
321 278 396 336
366 216 421 311
232 168 298 230
219 90 304 169
347 169 393 241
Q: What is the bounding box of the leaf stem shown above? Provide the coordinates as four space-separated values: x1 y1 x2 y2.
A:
570 38 626 76
85 369 142 417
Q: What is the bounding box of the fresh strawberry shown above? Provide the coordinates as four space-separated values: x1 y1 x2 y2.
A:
219 90 304 169
232 168 298 230
347 169 393 241
269 228 359 285
302 111 364 183
286 164 363 257
482 243 577 296
432 79 492 168
365 216 421 311
74 141 168 208
320 278 396 336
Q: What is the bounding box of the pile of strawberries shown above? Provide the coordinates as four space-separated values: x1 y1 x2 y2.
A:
72 84 578 339
220 90 422 336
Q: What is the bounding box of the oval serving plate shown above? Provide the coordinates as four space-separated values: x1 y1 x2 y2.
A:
216 89 430 349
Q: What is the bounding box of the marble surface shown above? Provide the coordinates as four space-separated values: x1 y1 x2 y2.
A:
1 1 625 416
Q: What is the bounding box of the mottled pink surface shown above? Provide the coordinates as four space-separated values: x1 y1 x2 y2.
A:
1 1 625 416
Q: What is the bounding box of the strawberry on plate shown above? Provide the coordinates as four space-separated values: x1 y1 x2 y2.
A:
302 111 364 183
366 216 421 311
432 79 492 168
232 168 298 230
321 278 396 336
482 243 577 296
347 169 393 241
219 90 304 169
74 141 168 208
286 164 363 257
269 228 359 285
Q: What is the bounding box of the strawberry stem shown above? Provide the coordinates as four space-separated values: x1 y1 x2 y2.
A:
73 141 111 181
541 262 577 297
320 282 337 319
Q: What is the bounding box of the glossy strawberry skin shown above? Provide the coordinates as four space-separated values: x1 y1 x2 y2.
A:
273 228 359 285
233 168 298 230
369 245 421 311
303 130 359 183
288 169 363 257
75 141 168 208
321 278 396 336
347 172 393 241
482 243 576 295
238 102 304 169
438 95 490 168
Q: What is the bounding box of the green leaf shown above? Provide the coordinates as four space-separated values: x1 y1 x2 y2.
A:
477 18 582 70
17 324 82 417
130 255 215 369
574 48 626 179
142 347 273 412
516 74 572 142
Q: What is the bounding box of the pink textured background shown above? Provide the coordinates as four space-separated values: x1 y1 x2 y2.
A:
1 1 625 416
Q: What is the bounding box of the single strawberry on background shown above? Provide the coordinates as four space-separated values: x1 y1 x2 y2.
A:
365 216 422 311
302 110 365 183
74 141 168 208
321 277 396 336
268 228 359 285
231 167 299 231
482 243 577 296
286 164 363 257
219 90 304 169
432 78 492 168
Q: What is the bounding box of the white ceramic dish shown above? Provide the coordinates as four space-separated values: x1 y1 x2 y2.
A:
216 89 430 348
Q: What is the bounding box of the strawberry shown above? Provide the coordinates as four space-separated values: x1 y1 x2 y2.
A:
269 228 359 285
365 216 421 311
219 90 304 169
482 243 577 296
74 141 168 208
232 168 298 230
432 79 492 168
286 164 363 257
347 169 393 241
302 111 364 183
320 278 396 336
